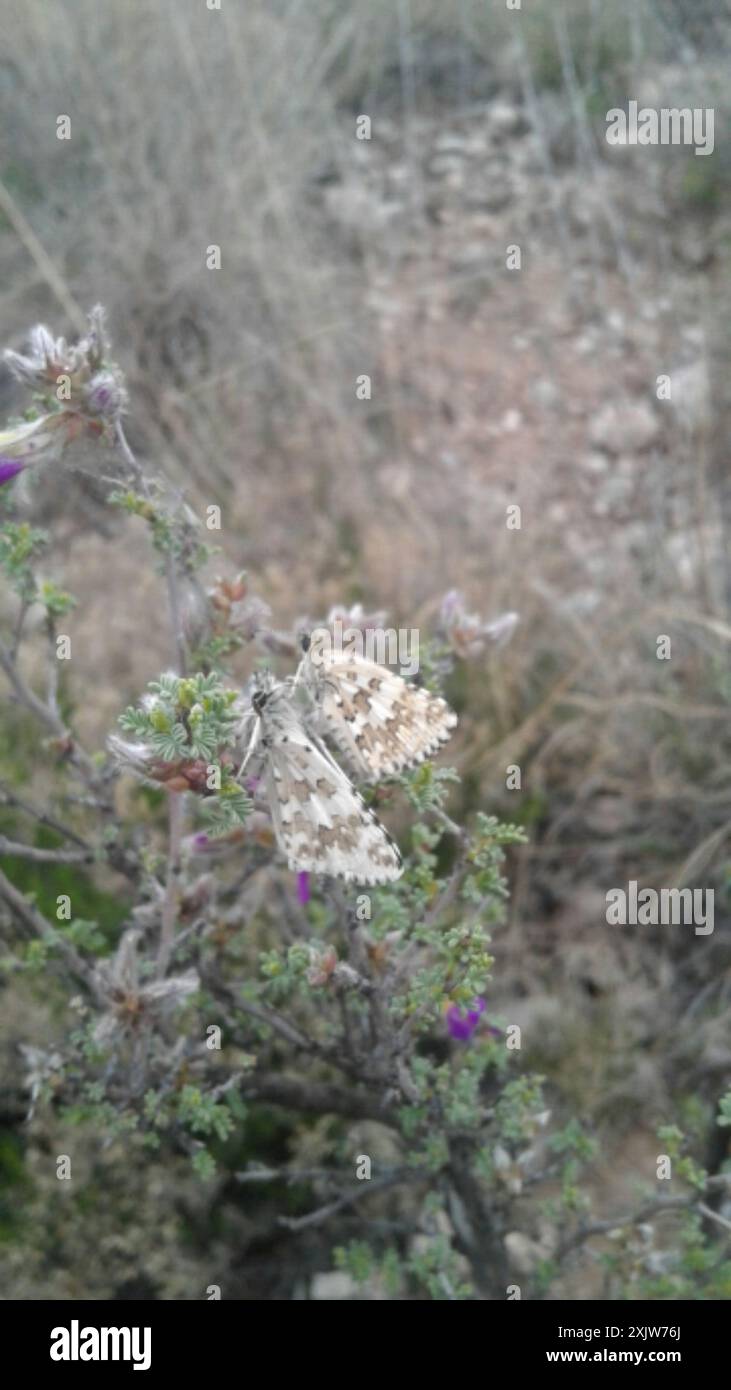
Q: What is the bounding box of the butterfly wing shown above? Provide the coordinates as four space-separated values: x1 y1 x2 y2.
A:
262 715 402 885
305 652 457 780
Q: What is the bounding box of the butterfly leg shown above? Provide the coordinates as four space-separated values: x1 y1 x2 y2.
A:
292 631 316 689
291 656 307 690
236 715 262 780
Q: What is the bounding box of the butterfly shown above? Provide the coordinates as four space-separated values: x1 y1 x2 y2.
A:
294 634 458 781
240 673 403 885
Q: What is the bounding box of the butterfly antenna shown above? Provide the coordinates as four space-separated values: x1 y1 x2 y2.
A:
292 631 311 689
236 712 261 780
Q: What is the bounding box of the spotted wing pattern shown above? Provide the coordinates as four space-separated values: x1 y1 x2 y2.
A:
304 651 457 781
259 691 402 885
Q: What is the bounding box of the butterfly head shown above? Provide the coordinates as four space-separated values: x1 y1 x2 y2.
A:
250 668 279 718
252 688 270 716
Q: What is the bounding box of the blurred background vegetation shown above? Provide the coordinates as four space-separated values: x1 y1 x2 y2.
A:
0 0 729 1298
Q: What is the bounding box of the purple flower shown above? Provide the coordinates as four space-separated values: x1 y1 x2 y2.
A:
0 457 26 486
297 871 310 905
4 307 127 422
439 590 519 660
446 996 486 1041
440 589 463 624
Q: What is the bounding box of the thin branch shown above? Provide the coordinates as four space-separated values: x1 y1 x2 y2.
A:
238 1165 346 1185
278 1169 413 1232
239 1072 392 1124
115 420 188 675
114 418 148 493
156 792 186 976
0 782 90 848
200 966 340 1058
116 420 191 976
45 620 61 722
10 599 30 662
237 998 325 1052
0 836 94 865
0 637 70 740
697 1203 731 1236
0 865 105 1004
0 637 97 779
556 1176 731 1261
431 805 466 841
0 176 88 333
165 554 189 676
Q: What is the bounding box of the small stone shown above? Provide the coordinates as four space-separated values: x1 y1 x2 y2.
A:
583 451 609 475
533 377 560 409
501 409 523 432
468 177 512 212
488 102 526 140
589 400 660 454
324 183 403 235
432 132 472 156
427 153 466 182
673 230 713 269
310 1272 361 1301
505 1229 554 1275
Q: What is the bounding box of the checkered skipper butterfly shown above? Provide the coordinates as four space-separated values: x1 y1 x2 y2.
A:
294 633 457 781
240 673 402 885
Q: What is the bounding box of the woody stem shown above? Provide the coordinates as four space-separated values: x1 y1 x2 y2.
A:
157 792 186 977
